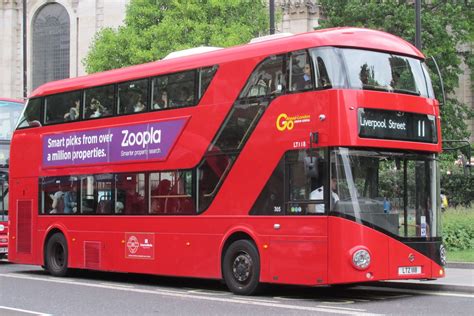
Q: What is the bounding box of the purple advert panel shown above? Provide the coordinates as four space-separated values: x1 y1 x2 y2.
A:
42 118 187 168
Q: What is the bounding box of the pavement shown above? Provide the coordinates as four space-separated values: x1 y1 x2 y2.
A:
377 262 474 293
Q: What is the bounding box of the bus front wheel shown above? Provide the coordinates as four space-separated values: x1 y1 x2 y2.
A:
45 233 68 277
223 240 260 295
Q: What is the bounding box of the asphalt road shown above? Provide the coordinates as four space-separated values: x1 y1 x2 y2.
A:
1 261 473 316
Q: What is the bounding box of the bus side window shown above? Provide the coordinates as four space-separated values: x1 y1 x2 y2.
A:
84 84 114 119
198 66 218 99
118 79 149 115
287 149 327 215
44 91 82 125
166 71 196 108
40 176 76 214
239 55 285 99
17 98 42 129
289 50 313 92
116 173 146 215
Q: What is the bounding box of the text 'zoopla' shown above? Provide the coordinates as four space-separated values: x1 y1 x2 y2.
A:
121 128 162 148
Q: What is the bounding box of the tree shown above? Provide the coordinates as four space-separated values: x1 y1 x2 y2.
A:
84 0 268 74
318 0 474 141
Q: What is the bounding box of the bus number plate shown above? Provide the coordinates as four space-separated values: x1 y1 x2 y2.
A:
0 247 7 254
398 266 421 275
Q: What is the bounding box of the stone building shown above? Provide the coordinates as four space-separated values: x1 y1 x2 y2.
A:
0 0 128 99
0 0 472 141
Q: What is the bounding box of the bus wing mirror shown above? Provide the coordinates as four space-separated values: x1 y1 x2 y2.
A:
428 56 446 107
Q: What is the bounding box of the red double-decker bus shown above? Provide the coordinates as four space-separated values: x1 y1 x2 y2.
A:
0 98 24 259
9 28 445 295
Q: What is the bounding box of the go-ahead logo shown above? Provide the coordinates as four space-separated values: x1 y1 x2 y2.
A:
276 113 311 131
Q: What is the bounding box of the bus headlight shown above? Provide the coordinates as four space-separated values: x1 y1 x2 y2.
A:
0 224 4 232
351 248 371 270
440 244 447 266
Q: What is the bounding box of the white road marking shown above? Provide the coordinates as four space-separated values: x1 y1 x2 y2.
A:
0 273 380 315
317 305 366 311
0 306 51 315
99 282 134 288
359 286 474 298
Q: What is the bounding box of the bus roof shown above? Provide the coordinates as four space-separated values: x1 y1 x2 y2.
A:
30 27 424 98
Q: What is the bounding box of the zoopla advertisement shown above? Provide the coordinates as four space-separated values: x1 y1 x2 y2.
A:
42 118 187 168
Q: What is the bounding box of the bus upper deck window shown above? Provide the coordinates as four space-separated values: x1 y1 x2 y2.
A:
118 79 149 115
84 85 114 119
309 47 345 89
45 91 82 125
289 50 314 92
239 55 285 99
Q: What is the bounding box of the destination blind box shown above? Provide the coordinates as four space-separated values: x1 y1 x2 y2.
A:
358 108 437 143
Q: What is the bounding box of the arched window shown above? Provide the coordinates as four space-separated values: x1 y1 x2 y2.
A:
32 3 70 90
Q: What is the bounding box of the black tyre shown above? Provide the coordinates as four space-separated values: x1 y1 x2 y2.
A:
222 239 260 295
45 233 68 277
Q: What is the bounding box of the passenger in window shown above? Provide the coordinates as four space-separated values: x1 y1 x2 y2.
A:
150 179 171 213
133 95 146 112
87 98 106 118
302 64 311 86
309 177 339 213
177 87 194 106
63 182 77 214
153 91 168 110
294 64 312 90
64 100 80 121
115 201 124 214
50 186 65 214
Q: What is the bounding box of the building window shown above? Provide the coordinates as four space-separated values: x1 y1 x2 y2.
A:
32 3 70 90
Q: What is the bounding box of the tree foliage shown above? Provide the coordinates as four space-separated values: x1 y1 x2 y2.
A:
318 0 474 141
84 0 268 73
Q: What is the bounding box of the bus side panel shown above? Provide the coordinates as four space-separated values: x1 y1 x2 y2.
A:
48 217 222 278
9 177 41 265
264 217 328 285
327 216 389 284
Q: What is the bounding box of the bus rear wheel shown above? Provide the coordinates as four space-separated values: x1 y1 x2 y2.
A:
223 240 260 295
45 233 68 277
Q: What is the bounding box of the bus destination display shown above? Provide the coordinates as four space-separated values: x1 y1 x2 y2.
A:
358 108 437 143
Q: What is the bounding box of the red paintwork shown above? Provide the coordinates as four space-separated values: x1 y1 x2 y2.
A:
8 28 443 285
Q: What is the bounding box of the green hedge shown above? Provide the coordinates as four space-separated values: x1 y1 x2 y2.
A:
440 173 473 207
442 207 474 251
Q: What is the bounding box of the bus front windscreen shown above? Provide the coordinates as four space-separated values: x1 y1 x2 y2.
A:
340 48 434 98
331 148 440 239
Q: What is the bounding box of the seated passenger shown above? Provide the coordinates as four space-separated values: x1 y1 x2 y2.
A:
115 201 124 214
87 98 106 118
133 95 146 112
50 188 65 214
64 100 80 121
63 183 77 214
153 91 168 110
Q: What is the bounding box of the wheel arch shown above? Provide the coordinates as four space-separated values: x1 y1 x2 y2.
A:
219 226 261 279
42 224 69 267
